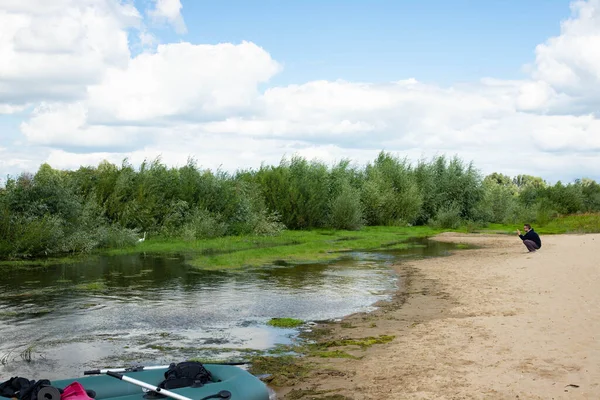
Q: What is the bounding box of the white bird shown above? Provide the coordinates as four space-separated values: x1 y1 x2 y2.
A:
138 232 146 243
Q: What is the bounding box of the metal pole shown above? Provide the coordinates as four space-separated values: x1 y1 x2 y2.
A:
106 371 193 400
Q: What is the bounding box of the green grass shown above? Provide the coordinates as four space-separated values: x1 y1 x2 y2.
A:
9 214 595 270
308 335 395 350
74 281 107 291
538 213 600 234
472 213 600 235
0 311 19 319
0 254 96 270
267 318 304 328
310 350 360 359
247 334 396 387
248 355 312 386
106 226 442 270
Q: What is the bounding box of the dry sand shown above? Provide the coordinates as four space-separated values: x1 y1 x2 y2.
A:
274 233 600 399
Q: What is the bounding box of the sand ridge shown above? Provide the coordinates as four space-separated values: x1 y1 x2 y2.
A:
274 232 600 399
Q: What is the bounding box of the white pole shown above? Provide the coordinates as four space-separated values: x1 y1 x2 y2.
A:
84 365 170 375
106 371 193 400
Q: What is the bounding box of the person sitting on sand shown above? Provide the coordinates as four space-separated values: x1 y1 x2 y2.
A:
517 224 542 252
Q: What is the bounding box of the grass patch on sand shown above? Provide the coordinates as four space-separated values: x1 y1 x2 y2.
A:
249 355 313 386
308 335 395 350
248 334 395 386
454 243 471 249
310 350 360 359
536 213 600 234
460 213 600 235
267 318 304 328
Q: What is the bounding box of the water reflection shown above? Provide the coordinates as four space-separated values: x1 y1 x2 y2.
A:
0 237 459 379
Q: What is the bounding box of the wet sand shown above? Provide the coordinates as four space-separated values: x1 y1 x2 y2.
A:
274 233 600 399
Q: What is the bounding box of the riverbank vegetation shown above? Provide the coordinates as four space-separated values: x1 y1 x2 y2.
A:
267 318 304 328
469 212 600 235
1 152 599 260
109 226 440 269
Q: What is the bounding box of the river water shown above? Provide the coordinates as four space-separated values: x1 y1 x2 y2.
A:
0 238 459 380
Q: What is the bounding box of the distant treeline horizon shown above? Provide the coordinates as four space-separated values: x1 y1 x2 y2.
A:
2 158 594 190
1 151 599 259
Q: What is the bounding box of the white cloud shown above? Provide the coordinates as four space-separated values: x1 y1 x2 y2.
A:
529 114 600 152
0 145 46 186
520 0 600 114
148 0 187 34
86 41 281 124
0 0 139 107
138 30 158 48
516 81 558 111
1 0 600 183
20 102 150 149
44 149 127 170
0 104 28 114
18 40 282 150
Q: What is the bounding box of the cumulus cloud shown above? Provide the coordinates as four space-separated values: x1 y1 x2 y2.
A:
0 0 140 108
20 102 151 150
529 114 600 152
0 144 47 186
138 31 158 48
1 0 599 183
0 104 28 114
18 40 282 151
148 0 187 34
519 0 600 114
86 41 281 123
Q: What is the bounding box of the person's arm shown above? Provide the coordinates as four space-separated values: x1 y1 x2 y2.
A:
517 229 525 240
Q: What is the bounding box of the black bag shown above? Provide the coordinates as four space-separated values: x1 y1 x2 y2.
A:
18 380 53 400
0 377 32 399
0 378 95 400
0 378 52 400
158 362 213 389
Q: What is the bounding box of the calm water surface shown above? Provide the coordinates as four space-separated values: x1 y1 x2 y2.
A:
0 238 458 380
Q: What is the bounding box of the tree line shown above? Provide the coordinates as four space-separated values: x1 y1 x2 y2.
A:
1 152 599 259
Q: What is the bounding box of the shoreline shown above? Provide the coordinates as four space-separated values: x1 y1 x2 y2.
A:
272 232 600 399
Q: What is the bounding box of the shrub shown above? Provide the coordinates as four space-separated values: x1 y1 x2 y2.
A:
252 210 286 236
329 183 364 230
430 203 463 229
98 225 139 249
182 208 228 240
506 204 537 225
2 214 66 258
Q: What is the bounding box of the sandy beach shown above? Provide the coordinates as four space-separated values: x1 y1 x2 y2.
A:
274 233 600 399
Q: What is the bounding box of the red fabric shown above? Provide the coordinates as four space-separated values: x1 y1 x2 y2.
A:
60 382 93 400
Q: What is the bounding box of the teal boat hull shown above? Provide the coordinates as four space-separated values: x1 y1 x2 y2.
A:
51 365 270 400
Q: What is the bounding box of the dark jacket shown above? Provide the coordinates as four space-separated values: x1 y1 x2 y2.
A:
520 229 541 248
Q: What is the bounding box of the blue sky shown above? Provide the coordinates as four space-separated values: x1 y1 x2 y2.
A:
1 0 599 184
146 0 571 85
